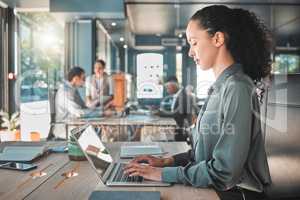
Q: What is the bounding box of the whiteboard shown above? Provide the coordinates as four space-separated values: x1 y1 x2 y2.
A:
136 53 163 98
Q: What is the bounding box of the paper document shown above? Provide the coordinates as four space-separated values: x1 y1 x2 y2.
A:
120 145 165 158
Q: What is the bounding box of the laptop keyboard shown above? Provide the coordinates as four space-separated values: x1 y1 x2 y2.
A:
114 163 144 182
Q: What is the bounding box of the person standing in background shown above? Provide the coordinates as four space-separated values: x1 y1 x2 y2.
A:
85 59 113 108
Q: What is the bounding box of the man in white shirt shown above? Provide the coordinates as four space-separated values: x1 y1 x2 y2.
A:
53 66 109 139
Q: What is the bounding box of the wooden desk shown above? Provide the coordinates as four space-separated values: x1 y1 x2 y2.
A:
0 142 219 200
0 142 68 200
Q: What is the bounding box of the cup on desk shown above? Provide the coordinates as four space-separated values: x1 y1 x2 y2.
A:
67 135 86 161
30 131 40 141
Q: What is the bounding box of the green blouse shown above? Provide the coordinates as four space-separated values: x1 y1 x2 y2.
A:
162 64 271 192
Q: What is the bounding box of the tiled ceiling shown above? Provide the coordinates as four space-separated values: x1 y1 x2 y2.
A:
125 0 300 46
2 0 300 46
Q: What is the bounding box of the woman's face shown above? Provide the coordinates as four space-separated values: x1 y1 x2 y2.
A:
94 63 105 76
186 20 218 70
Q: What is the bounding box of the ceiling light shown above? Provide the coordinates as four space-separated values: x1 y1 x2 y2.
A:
8 72 15 80
120 37 124 42
178 33 183 38
111 22 117 26
123 44 128 49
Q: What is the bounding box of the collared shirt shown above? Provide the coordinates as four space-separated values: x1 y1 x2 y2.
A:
86 74 113 108
162 63 271 192
55 81 87 119
53 81 103 138
171 88 183 112
159 87 195 127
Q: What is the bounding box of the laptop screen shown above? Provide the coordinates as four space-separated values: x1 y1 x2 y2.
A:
75 125 113 177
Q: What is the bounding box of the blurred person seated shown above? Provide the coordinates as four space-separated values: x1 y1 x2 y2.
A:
85 59 113 108
156 76 196 141
185 84 200 117
53 66 110 139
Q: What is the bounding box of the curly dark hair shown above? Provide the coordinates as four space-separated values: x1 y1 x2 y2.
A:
190 5 273 83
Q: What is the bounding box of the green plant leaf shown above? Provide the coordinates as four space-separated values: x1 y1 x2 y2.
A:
11 112 20 121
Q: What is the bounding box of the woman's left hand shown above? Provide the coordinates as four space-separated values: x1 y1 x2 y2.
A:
124 163 163 181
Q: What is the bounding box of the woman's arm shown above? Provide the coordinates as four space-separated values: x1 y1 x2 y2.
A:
129 155 174 167
172 150 194 166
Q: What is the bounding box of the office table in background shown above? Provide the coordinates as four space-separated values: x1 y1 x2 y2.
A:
63 114 176 126
63 114 177 141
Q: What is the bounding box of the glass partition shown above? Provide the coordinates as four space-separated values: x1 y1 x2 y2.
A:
273 54 300 74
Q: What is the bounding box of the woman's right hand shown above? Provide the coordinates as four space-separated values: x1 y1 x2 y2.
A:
129 155 174 167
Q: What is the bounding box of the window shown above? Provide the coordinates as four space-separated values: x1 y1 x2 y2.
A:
273 54 300 74
136 53 163 98
19 12 64 103
18 12 64 139
197 68 215 99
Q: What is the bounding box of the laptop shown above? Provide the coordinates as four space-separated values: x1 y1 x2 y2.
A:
71 124 170 187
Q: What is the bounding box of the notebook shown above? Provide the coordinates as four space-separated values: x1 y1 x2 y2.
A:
0 145 47 163
89 191 160 200
120 145 165 158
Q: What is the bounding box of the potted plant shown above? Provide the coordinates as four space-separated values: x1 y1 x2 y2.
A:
0 110 20 142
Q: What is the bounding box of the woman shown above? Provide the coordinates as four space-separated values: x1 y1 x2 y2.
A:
85 59 113 108
124 5 272 200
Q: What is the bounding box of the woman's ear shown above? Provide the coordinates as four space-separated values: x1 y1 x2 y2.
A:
213 31 225 47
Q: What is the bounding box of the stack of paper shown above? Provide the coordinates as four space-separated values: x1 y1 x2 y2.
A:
120 145 165 158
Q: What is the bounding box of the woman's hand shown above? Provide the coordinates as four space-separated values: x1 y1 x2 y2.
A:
124 163 162 181
130 155 174 167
